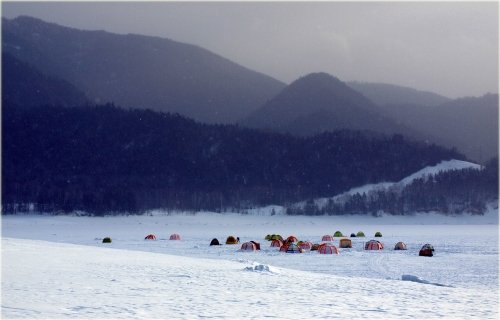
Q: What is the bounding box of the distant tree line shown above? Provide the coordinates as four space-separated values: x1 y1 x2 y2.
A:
287 159 498 216
3 104 466 215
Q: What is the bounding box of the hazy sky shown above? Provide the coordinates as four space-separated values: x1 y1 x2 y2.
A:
2 2 498 98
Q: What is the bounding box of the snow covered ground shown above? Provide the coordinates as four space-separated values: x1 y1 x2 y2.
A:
2 210 498 319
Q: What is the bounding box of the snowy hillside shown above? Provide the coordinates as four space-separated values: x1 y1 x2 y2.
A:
304 159 484 210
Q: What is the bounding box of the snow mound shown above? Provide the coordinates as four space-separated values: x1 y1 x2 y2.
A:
244 263 279 274
402 274 452 287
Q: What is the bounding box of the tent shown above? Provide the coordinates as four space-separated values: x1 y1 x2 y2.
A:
169 234 181 240
333 231 343 237
265 234 272 241
298 241 312 251
339 238 352 248
374 231 383 237
270 239 283 247
285 243 303 254
419 244 435 257
311 243 321 251
350 233 357 237
210 238 220 246
321 235 333 241
102 237 112 243
318 244 339 254
394 242 407 250
144 234 156 240
285 235 298 243
270 234 283 241
250 241 261 250
279 243 289 252
356 231 365 237
226 236 239 245
365 240 384 250
241 242 257 251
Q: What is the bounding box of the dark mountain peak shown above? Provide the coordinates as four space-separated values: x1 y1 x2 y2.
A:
3 15 285 124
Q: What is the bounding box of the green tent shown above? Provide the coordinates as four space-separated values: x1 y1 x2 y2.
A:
265 234 272 241
102 237 112 243
356 231 365 237
375 231 383 237
333 231 343 237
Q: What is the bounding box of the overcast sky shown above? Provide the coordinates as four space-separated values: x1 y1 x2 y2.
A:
2 2 498 98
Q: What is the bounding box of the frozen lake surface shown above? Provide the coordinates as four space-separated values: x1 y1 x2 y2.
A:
2 212 498 318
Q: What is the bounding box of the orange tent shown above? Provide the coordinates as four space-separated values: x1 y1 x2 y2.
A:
285 235 298 243
144 234 156 240
339 238 352 248
226 236 239 244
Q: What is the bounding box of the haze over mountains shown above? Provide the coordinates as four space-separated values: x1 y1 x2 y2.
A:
2 15 498 162
2 16 285 123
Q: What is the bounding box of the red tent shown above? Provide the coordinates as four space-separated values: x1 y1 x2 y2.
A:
144 234 156 240
270 239 283 247
318 244 339 254
365 240 383 250
298 241 313 251
169 234 181 240
241 242 257 251
321 235 334 241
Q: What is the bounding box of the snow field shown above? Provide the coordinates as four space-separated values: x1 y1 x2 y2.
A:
2 238 498 319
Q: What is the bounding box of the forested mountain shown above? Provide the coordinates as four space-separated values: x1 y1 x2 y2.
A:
378 94 499 162
2 104 463 214
242 73 417 137
2 53 88 108
2 16 285 123
347 81 451 107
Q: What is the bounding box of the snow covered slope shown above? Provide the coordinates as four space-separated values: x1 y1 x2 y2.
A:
2 237 497 319
311 159 483 209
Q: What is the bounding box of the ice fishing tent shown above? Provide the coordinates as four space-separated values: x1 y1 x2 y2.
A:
270 234 283 241
144 234 156 240
241 242 257 251
322 235 334 241
279 243 289 252
365 240 384 250
311 243 321 251
298 241 312 251
318 244 339 254
169 234 181 240
210 238 220 246
339 238 352 248
270 239 283 247
333 231 343 237
285 235 298 243
419 244 435 257
374 231 383 237
285 243 303 253
356 231 365 237
350 233 356 237
102 237 112 243
394 242 407 250
250 241 261 250
226 236 239 245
